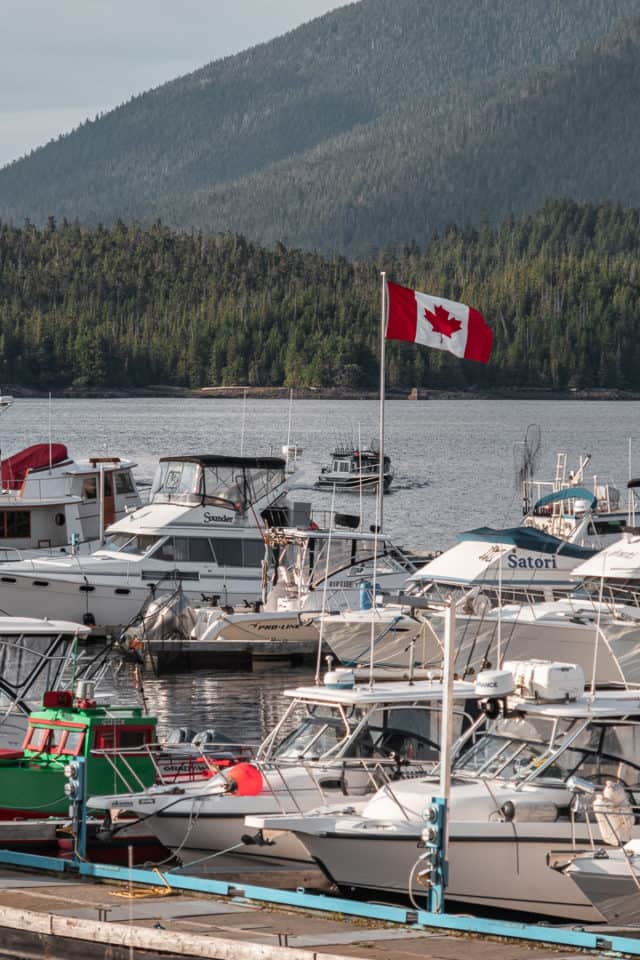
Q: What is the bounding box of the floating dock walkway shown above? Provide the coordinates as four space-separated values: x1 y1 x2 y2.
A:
0 854 639 960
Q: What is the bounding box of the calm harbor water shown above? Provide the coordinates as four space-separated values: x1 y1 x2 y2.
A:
4 396 640 737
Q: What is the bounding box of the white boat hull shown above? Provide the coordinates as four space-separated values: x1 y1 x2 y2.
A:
262 817 611 921
563 850 640 924
0 570 263 632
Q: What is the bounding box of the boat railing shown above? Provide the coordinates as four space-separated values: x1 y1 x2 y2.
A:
256 755 437 817
90 739 258 794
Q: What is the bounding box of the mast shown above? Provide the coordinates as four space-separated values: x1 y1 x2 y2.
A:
377 272 387 531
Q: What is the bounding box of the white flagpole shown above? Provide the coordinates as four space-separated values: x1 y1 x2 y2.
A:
378 272 387 531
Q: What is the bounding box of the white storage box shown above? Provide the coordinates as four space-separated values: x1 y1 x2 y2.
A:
503 659 585 702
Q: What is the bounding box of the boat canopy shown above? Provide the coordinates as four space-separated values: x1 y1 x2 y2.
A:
1 443 69 489
151 454 287 509
533 487 597 512
159 455 286 470
458 526 595 559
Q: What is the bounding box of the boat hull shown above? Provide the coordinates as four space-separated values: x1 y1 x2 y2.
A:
563 851 640 924
0 570 263 632
275 819 610 921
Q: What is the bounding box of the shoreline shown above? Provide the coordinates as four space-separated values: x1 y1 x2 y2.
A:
3 385 640 401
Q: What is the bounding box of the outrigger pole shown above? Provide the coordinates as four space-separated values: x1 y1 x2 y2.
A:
378 271 387 531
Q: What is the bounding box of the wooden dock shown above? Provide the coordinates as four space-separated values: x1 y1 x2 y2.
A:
0 860 634 960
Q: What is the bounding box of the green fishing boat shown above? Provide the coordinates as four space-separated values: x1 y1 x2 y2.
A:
0 684 157 819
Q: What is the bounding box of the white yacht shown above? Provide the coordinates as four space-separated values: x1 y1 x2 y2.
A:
0 454 296 631
154 524 418 661
88 669 483 865
249 667 640 921
0 442 141 560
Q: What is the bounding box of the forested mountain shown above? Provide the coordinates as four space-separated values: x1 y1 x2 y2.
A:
0 200 639 393
0 0 639 254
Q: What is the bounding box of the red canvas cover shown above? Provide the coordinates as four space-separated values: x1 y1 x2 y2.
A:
1 443 69 489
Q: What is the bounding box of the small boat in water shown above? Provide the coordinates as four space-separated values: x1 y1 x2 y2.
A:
316 444 393 493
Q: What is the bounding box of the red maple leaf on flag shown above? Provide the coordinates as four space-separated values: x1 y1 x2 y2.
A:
424 304 462 338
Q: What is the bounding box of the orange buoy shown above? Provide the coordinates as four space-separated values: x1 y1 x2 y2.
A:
223 762 264 796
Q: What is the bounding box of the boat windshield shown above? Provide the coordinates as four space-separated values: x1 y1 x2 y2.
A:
103 533 162 556
150 461 203 505
454 715 640 787
202 465 285 510
273 708 369 761
272 703 446 763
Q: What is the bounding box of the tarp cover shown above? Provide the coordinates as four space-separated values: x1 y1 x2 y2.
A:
1 443 69 489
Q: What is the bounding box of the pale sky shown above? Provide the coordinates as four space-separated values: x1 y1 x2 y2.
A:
0 1 354 168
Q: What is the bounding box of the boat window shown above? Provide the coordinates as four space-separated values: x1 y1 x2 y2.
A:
243 539 265 567
244 467 285 505
210 538 242 567
104 534 161 555
104 533 135 551
93 727 115 750
187 538 216 563
83 478 97 500
62 730 85 755
151 537 215 564
24 726 49 752
48 726 64 754
536 722 640 786
119 727 152 750
115 471 136 495
274 714 353 760
150 461 203 505
0 510 31 539
200 466 245 509
210 538 264 568
453 716 556 779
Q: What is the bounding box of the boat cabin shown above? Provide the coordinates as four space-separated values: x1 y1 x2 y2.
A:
0 688 157 818
0 444 140 557
317 445 393 493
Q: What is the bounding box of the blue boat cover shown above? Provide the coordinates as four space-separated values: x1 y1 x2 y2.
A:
533 486 597 512
457 526 596 559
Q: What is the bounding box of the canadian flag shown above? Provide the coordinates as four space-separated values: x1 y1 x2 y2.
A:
386 281 492 364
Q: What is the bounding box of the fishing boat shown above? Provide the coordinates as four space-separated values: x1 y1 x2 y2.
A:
0 681 158 818
88 668 484 865
0 443 141 560
0 454 299 631
248 661 640 921
316 444 393 493
522 452 631 547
